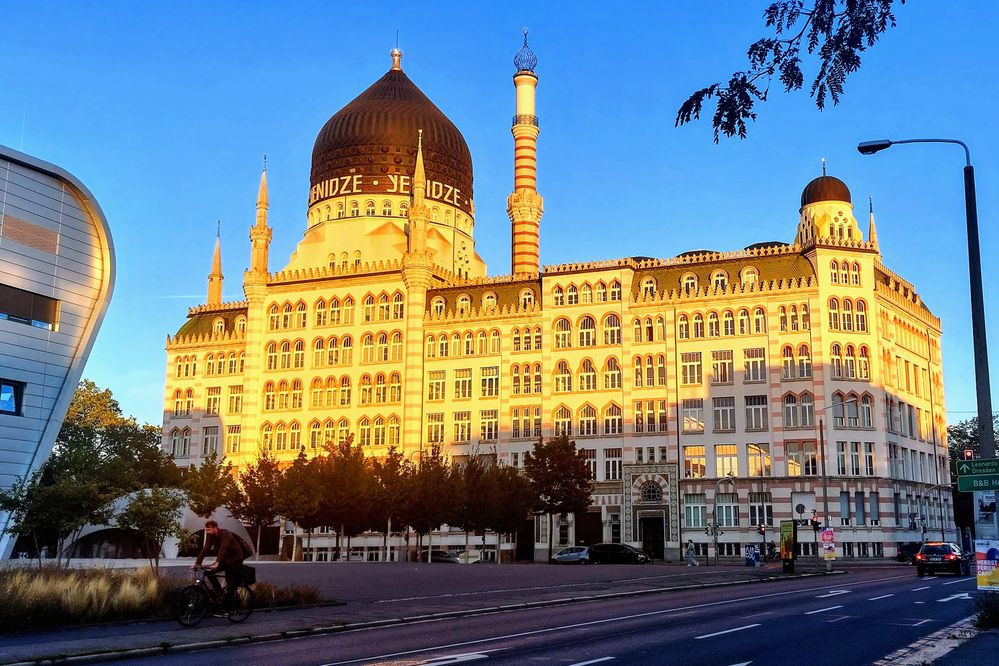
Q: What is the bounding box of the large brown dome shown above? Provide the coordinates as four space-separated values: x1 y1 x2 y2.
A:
800 175 851 207
310 63 474 215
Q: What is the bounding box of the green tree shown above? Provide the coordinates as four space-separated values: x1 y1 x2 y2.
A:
947 414 999 474
276 448 322 560
116 488 185 572
183 453 239 518
453 453 497 557
231 450 281 559
524 436 593 562
316 438 374 560
401 447 457 559
485 464 535 563
370 447 410 562
676 0 903 141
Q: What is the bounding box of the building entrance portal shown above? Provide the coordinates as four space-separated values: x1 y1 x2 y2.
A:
575 511 603 546
639 515 666 561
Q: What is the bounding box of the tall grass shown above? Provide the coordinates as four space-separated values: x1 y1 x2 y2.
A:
0 566 324 633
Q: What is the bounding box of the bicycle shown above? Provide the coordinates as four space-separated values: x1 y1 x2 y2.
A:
173 565 254 627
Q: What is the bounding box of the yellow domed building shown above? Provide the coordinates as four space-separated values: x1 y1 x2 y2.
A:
162 39 954 562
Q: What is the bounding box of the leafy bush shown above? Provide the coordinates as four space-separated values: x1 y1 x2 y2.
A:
0 566 322 633
974 591 999 629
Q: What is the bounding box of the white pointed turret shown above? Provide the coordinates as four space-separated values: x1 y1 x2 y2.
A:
407 129 429 254
868 195 879 248
249 167 272 276
207 228 223 306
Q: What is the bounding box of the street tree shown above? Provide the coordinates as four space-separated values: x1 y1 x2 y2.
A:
116 488 186 573
276 448 323 560
401 447 457 559
182 452 239 518
524 436 593 562
231 450 281 558
485 464 535 563
453 452 498 557
947 413 999 472
676 0 903 141
370 447 410 562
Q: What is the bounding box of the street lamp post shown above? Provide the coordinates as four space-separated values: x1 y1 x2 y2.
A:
710 471 736 565
858 138 995 458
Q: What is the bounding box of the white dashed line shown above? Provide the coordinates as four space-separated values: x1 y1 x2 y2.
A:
912 586 931 591
868 594 894 600
570 658 615 666
695 624 761 639
805 605 843 615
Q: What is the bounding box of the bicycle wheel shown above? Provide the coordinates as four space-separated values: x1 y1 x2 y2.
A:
174 585 209 627
227 585 255 623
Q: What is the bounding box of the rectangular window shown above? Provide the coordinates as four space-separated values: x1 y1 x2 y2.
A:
427 412 444 443
225 425 241 453
202 426 219 456
864 442 875 476
716 493 740 527
636 447 644 464
681 352 702 385
745 395 768 431
747 443 771 477
533 407 543 439
743 348 766 383
481 366 499 397
0 378 25 415
712 396 736 432
684 493 707 528
480 409 498 441
749 492 773 527
453 411 471 443
454 369 472 399
581 448 597 479
657 400 668 433
205 386 221 415
512 408 521 439
227 385 243 414
605 448 622 481
715 444 738 476
836 441 848 475
786 440 817 476
850 441 862 475
839 491 852 526
427 370 445 401
682 399 704 434
0 283 59 330
634 401 645 433
711 350 734 384
684 445 706 478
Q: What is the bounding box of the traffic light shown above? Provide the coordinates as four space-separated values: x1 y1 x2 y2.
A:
757 524 767 536
964 449 975 460
811 517 822 532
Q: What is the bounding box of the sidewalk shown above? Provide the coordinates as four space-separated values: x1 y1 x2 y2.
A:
0 559 959 665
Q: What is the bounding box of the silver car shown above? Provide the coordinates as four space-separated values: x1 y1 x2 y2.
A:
550 546 590 564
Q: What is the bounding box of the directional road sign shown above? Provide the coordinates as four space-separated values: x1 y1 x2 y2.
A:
957 459 999 476
958 474 999 492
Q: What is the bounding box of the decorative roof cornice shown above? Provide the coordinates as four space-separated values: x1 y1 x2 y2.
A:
167 329 247 349
187 301 249 317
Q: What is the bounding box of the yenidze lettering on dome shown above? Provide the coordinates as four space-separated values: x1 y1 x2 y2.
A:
309 173 465 208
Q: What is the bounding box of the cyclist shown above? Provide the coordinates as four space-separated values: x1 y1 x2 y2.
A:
192 520 250 612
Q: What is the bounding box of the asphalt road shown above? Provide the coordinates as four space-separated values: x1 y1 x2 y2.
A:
126 569 978 665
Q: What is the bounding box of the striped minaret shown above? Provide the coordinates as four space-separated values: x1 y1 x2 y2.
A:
207 225 223 306
507 29 544 276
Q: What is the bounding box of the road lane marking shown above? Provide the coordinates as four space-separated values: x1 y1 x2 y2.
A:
805 605 843 615
941 578 973 586
868 594 894 600
913 619 932 626
938 593 971 603
695 624 761 639
570 658 615 665
912 586 931 591
816 590 850 598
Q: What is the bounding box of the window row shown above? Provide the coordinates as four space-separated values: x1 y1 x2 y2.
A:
314 198 410 221
204 352 247 376
633 317 666 343
262 415 403 450
777 304 812 333
827 298 868 332
426 367 500 400
554 358 622 392
552 403 624 437
829 259 862 286
553 315 621 348
677 308 770 339
682 348 768 386
209 316 246 336
511 326 544 352
780 345 813 380
426 410 500 443
829 344 872 380
432 289 537 315
552 280 623 306
424 330 502 358
680 395 769 434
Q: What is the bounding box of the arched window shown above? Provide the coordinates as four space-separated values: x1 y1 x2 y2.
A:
295 301 307 328
362 295 375 322
388 416 401 446
783 394 799 427
263 382 276 410
266 342 277 371
309 420 322 449
261 424 273 451
554 318 572 349
293 340 305 368
489 329 501 354
279 341 291 369
359 374 373 405
633 318 643 342
554 361 573 392
801 304 810 329
738 309 750 335
553 285 565 306
634 357 644 387
828 298 840 330
349 201 359 217
640 480 663 502
520 289 535 308
359 418 372 446
723 311 735 336
310 378 324 408
375 373 387 403
282 302 293 329
640 277 657 298
693 313 704 338
842 299 854 331
800 393 814 427
798 344 812 378
851 261 861 285
206 353 215 376
860 395 873 427
291 380 303 409
431 297 445 316
782 346 796 380
858 346 871 380
392 292 404 319
603 357 622 389
336 202 345 218
678 314 689 339
578 405 597 436
855 300 867 332
483 292 497 309
228 352 238 374
399 201 409 218
840 261 849 285
779 306 788 332
362 334 375 363
314 299 327 327
236 316 246 334
567 285 579 305
213 318 225 335
711 270 728 291
682 273 697 294
390 373 401 402
376 293 390 321
604 402 623 434
831 343 843 379
431 207 440 222
603 314 621 345
610 280 622 301
830 260 840 284
708 312 720 337
753 307 767 333
380 200 393 217
741 266 759 288
377 333 390 361
437 334 449 358
391 332 403 361
596 282 607 302
456 294 471 314
789 305 799 331
277 380 290 409
554 406 572 437
579 316 596 347
580 284 592 304
268 304 280 330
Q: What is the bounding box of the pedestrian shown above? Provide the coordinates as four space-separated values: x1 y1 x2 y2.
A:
686 539 699 566
768 540 777 562
192 520 252 611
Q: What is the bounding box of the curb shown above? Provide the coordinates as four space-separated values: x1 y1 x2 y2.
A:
2 570 845 665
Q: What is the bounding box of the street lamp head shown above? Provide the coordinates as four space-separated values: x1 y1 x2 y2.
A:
857 139 893 155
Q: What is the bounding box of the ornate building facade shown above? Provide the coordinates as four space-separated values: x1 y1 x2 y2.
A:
162 39 953 561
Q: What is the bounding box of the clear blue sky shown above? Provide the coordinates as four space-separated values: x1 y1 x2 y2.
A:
2 1 996 428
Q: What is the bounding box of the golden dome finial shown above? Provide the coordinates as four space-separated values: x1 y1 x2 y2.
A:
390 47 403 71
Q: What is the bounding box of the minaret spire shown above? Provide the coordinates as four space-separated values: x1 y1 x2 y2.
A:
507 28 544 276
868 194 879 248
249 166 272 277
207 223 224 306
407 129 429 254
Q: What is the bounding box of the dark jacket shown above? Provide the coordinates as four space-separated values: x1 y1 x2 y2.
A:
195 528 246 567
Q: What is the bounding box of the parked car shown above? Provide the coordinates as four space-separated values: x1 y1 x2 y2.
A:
584 543 652 564
422 549 459 564
550 546 590 564
915 542 972 577
456 550 483 564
